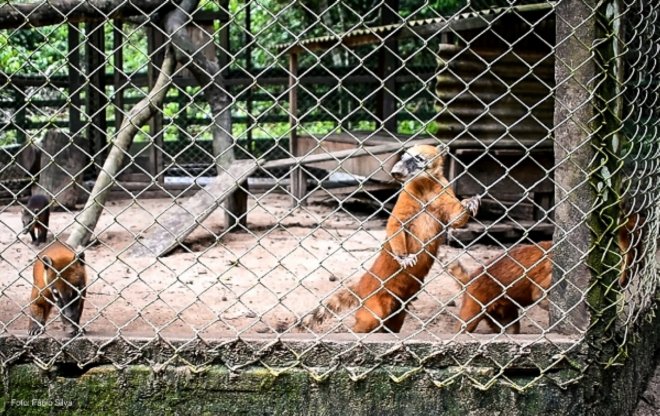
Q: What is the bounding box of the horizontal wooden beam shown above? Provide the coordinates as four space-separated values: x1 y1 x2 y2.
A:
261 138 438 170
260 136 553 170
0 0 175 30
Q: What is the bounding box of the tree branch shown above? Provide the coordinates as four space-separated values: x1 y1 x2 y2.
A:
66 45 176 248
164 0 234 170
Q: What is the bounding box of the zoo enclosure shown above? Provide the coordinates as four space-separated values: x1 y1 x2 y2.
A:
0 0 658 395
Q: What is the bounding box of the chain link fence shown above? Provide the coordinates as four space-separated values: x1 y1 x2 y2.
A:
0 0 658 390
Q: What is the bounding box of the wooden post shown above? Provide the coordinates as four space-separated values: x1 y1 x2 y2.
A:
14 88 26 144
113 21 125 132
178 88 189 144
68 23 83 139
147 25 165 184
223 3 252 232
224 181 248 231
378 0 399 134
245 2 254 153
37 130 86 209
549 0 597 334
214 2 247 230
288 52 307 206
85 20 107 172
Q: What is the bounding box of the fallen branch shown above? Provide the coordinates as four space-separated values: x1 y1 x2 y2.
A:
66 45 176 248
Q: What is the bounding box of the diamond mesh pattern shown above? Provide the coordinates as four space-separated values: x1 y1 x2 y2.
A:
0 0 658 389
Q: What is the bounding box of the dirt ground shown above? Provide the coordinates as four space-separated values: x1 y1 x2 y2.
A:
0 192 549 339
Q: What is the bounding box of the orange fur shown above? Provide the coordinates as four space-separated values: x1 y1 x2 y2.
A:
452 241 553 334
617 213 643 287
29 241 87 336
453 218 641 335
302 145 479 333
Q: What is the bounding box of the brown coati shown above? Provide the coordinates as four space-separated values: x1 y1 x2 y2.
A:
302 144 480 333
28 241 87 336
22 194 51 245
450 241 553 334
451 218 641 335
617 212 644 288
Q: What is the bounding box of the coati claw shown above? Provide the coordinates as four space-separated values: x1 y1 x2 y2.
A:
394 254 417 268
461 195 481 217
28 325 44 336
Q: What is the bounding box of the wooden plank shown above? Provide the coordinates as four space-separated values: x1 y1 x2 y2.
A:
296 136 398 182
130 160 259 257
262 138 437 170
449 220 554 246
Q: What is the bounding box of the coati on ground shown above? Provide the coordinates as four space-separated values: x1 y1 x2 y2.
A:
451 241 553 334
28 241 87 336
452 217 643 334
22 194 50 245
301 144 480 333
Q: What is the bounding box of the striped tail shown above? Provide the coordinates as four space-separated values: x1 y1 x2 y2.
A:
300 285 359 330
448 261 471 285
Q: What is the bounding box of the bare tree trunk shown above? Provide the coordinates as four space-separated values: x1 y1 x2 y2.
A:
66 46 176 248
0 0 174 30
164 0 234 171
66 0 233 248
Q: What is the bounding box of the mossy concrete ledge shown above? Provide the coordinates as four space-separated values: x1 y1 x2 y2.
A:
1 364 584 415
0 304 658 415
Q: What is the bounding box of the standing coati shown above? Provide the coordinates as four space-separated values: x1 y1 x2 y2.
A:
28 241 87 336
22 194 51 245
451 241 553 334
301 144 480 333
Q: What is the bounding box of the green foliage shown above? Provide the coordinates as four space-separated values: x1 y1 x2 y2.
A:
0 26 68 75
0 0 521 151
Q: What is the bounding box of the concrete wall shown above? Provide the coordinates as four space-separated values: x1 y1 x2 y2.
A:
1 302 658 415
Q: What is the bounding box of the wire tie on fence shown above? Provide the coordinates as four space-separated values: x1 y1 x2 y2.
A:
305 365 338 383
387 366 422 383
345 364 379 382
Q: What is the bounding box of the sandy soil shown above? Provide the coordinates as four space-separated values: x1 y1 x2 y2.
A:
0 192 549 339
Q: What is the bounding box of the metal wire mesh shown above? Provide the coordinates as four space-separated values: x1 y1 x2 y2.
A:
0 0 658 389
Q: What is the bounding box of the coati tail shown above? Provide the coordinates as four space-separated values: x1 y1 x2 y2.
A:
300 286 359 330
448 261 471 285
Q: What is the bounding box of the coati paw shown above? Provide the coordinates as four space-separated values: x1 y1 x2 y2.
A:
66 327 85 337
394 254 417 268
28 325 44 336
461 195 481 217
